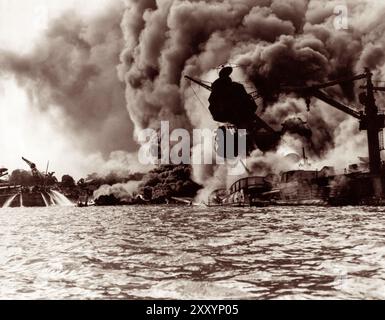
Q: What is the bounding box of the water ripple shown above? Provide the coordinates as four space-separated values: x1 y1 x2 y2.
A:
0 205 385 299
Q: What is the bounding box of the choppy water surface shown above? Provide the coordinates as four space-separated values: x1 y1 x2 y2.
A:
1 205 385 299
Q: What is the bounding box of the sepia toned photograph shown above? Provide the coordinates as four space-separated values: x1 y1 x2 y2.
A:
1 0 385 304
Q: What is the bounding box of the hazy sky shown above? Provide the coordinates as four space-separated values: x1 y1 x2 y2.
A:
0 0 127 178
0 0 114 53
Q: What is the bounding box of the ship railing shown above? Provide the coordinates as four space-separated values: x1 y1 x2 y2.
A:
229 176 266 194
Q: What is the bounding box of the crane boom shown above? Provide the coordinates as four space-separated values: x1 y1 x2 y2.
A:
283 70 385 183
22 157 36 169
184 76 212 91
311 89 361 119
22 157 44 179
308 73 367 90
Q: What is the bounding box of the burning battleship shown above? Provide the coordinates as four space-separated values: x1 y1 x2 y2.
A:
186 66 385 207
0 157 73 208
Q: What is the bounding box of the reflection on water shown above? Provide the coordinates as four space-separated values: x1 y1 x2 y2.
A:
1 205 385 299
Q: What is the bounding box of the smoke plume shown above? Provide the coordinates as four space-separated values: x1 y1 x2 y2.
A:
119 0 385 198
94 181 141 202
0 2 136 155
3 0 385 199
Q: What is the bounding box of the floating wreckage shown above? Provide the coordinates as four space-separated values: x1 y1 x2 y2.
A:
186 68 385 206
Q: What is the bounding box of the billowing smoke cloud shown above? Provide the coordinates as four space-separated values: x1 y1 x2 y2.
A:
94 180 141 202
119 0 385 198
2 0 384 199
0 2 136 155
85 151 151 178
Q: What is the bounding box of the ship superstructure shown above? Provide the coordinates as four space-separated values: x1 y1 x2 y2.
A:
187 67 385 206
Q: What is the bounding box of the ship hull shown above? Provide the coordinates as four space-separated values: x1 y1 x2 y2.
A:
0 190 51 208
208 170 385 207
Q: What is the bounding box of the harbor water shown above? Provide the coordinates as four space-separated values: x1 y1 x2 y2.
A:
1 205 385 299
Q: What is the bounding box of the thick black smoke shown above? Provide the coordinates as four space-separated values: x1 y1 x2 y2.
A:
119 0 385 186
3 1 385 197
139 165 202 202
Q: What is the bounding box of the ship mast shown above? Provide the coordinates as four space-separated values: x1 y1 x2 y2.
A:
284 69 385 197
184 75 276 134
